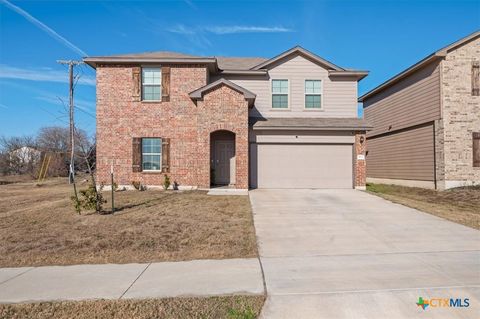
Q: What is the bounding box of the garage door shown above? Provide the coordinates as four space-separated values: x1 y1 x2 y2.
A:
250 144 353 189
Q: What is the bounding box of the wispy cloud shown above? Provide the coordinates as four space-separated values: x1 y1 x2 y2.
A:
182 0 197 10
206 26 293 34
1 0 88 57
0 103 8 109
167 24 197 35
0 65 95 86
36 94 95 111
167 24 294 36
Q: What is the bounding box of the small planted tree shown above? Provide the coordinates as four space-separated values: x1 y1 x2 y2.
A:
70 131 105 214
163 174 171 190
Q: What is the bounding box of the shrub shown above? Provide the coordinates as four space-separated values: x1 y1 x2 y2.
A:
131 181 146 191
163 175 171 190
71 184 106 213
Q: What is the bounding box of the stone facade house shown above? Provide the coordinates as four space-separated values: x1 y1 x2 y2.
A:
84 47 371 190
360 31 480 190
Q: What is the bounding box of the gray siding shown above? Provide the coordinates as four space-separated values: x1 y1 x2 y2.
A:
363 60 441 138
216 54 358 119
366 124 435 181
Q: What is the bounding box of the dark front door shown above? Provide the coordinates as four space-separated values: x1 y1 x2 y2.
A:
214 140 235 185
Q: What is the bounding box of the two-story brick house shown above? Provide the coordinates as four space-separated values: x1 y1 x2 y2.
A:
360 31 480 190
84 47 371 190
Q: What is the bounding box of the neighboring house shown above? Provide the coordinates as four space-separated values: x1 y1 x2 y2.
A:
9 146 41 167
84 46 371 190
360 31 480 190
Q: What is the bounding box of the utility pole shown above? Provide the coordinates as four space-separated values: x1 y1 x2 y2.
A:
57 60 83 184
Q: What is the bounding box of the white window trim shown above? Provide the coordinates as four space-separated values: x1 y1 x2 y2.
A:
304 79 323 110
142 138 162 171
271 79 290 110
141 66 162 102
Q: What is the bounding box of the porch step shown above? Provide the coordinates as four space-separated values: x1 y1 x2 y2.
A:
207 188 249 196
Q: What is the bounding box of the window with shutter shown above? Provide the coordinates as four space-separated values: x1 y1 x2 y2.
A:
142 138 162 171
473 61 480 96
142 68 161 101
473 132 480 168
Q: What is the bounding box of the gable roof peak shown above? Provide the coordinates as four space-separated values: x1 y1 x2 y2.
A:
189 78 256 106
251 46 345 71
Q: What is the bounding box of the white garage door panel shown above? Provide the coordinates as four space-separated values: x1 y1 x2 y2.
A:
254 144 353 189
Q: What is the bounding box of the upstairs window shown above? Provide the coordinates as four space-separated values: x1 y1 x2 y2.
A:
142 68 161 101
142 138 162 171
272 79 289 108
305 80 322 109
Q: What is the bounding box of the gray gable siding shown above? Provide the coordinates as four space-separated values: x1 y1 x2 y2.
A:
213 54 359 119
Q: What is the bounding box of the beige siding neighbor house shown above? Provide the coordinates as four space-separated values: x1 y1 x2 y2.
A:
360 31 480 190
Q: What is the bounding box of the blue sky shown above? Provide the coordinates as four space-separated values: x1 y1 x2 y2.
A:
0 0 479 137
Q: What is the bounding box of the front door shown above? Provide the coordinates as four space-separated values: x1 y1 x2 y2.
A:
214 140 235 185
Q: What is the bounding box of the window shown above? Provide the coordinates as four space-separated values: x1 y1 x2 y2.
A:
305 80 322 109
473 132 480 167
142 68 161 101
142 138 162 171
472 61 479 96
272 79 289 108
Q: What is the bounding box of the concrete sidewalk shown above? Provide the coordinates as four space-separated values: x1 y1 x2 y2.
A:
0 258 264 303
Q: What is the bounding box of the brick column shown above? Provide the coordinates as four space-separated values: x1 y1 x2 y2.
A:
355 131 367 189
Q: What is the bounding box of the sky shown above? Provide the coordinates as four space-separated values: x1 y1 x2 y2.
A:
0 0 479 138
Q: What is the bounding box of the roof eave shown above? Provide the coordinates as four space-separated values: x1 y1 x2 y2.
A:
329 70 369 81
219 69 268 75
252 125 373 131
83 57 218 69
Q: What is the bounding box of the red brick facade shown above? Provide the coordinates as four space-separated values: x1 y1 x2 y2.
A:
354 131 367 188
196 85 249 189
96 64 249 189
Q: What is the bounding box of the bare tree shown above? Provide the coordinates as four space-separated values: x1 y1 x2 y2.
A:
36 126 91 176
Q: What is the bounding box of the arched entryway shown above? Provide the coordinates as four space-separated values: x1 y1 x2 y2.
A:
210 130 236 186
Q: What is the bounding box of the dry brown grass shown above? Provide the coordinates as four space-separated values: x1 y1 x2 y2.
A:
0 296 266 319
367 183 480 230
0 177 258 267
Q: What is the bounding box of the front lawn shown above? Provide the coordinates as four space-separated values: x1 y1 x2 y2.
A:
0 296 266 319
367 183 480 230
0 177 258 267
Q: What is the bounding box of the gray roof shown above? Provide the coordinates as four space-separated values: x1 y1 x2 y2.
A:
216 57 267 70
359 30 480 102
251 117 373 131
84 46 368 78
102 51 207 59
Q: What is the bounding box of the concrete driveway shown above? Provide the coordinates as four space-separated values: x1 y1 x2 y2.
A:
250 189 480 319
